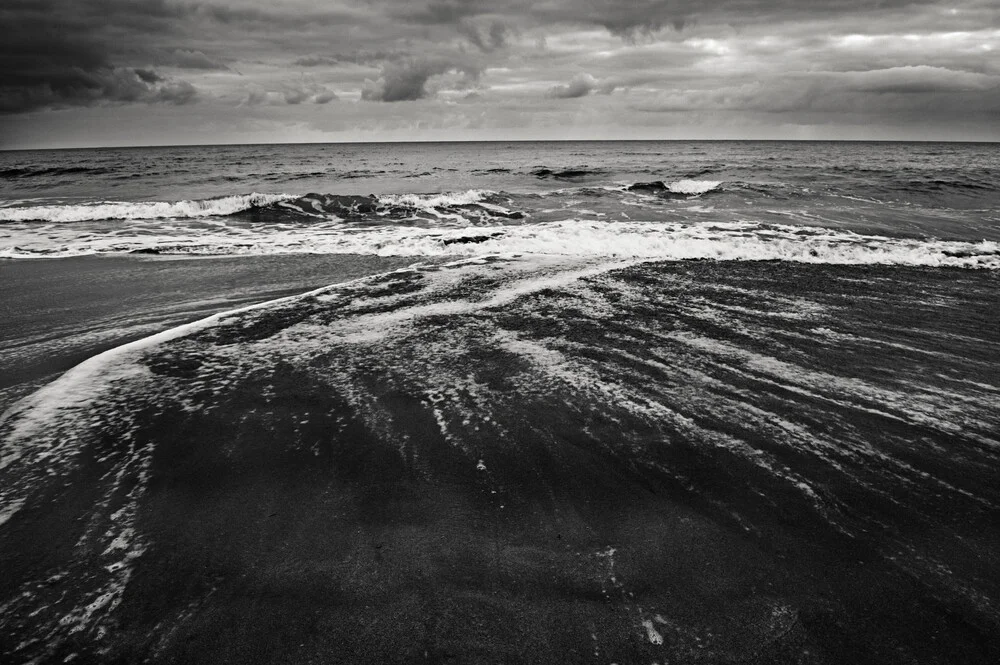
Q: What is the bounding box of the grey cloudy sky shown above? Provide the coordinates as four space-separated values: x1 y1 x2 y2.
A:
1 0 998 147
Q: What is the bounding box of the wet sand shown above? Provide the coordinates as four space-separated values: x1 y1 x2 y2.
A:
0 254 425 411
2 257 998 664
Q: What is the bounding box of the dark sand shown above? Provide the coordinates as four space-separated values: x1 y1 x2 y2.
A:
1 258 999 664
0 254 426 411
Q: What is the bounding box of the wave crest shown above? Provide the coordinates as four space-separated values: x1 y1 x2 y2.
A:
670 179 724 195
0 193 293 223
626 180 723 196
0 190 525 224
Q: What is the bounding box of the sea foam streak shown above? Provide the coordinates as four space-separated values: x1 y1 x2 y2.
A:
3 252 998 663
3 218 998 268
0 267 435 651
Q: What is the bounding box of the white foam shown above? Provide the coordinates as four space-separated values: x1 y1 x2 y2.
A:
0 498 24 526
0 193 294 223
3 218 998 268
668 179 723 195
642 619 664 645
312 258 634 346
378 189 497 208
0 277 363 472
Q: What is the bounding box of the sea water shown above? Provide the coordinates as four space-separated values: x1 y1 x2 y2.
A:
1 141 998 260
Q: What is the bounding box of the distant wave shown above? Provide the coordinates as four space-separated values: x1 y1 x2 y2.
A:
0 165 116 179
0 180 724 227
4 219 997 269
905 177 997 193
531 167 607 179
0 180 875 225
627 180 724 196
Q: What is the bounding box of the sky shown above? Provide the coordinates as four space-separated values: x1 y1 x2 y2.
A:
1 0 998 148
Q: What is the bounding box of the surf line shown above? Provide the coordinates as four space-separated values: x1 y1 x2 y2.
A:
0 260 431 472
0 254 641 475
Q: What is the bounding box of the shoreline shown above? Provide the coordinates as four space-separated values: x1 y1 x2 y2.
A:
0 253 428 412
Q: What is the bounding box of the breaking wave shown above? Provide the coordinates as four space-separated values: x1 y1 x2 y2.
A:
3 181 996 268
0 182 734 224
0 190 523 224
3 219 997 268
627 179 724 196
0 193 295 223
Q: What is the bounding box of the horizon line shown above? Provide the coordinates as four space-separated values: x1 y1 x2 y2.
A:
3 137 999 152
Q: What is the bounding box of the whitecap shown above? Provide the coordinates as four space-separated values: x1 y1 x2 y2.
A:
0 193 295 223
667 179 723 195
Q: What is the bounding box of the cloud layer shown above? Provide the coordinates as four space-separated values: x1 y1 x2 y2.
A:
1 0 998 145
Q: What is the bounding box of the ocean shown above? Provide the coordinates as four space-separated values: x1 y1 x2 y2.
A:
1 141 998 663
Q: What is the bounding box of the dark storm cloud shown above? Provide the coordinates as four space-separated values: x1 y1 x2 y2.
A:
0 7 199 114
0 0 365 113
0 66 197 114
0 0 200 112
2 0 998 142
362 59 481 102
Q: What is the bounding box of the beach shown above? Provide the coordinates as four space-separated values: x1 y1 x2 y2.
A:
0 254 426 411
1 140 998 663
